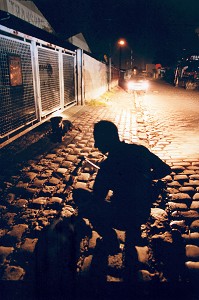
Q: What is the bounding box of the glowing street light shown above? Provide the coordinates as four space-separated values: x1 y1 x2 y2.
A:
118 39 125 47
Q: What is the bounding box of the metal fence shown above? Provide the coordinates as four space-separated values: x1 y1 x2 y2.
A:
0 26 76 146
0 25 119 147
38 47 61 116
0 34 36 138
63 53 76 106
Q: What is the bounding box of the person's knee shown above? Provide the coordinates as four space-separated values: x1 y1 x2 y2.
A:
72 188 94 220
72 188 92 204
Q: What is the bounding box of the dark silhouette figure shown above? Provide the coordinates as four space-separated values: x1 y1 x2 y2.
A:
50 116 65 142
50 117 82 142
31 215 92 300
73 120 171 284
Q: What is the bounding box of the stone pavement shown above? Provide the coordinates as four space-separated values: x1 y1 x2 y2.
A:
0 85 199 299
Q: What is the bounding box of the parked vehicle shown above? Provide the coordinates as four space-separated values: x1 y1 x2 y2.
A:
146 64 156 77
174 55 199 89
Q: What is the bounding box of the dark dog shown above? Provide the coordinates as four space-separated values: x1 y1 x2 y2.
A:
32 215 92 298
50 117 81 142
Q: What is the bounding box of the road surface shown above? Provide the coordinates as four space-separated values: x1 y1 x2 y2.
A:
140 80 199 158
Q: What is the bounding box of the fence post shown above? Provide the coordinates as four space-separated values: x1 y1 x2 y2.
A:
59 49 64 109
76 48 84 105
31 40 42 122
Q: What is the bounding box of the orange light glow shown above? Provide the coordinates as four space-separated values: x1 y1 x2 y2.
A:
118 39 125 46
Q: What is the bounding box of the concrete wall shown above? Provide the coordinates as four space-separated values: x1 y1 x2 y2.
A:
83 53 108 100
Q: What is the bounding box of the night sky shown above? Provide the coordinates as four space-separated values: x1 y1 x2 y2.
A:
33 0 199 68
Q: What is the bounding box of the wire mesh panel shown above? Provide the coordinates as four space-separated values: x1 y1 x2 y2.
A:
63 53 76 105
38 47 60 116
0 35 36 137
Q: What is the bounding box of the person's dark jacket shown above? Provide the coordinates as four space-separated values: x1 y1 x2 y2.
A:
93 142 171 224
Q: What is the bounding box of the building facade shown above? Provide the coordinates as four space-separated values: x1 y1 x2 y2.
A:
0 0 54 32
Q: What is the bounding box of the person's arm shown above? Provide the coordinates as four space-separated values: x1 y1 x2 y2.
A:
149 150 171 179
93 166 110 202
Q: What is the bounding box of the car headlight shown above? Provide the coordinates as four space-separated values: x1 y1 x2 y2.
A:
142 81 149 89
128 81 135 89
127 80 149 90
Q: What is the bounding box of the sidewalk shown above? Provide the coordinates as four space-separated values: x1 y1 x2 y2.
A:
0 85 198 299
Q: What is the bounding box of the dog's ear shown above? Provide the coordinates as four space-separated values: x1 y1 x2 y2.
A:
50 117 63 130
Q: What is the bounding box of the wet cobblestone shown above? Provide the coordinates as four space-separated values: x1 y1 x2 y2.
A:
0 85 199 299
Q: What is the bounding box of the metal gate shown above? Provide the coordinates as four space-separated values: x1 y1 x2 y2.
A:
0 34 36 138
0 24 118 147
37 47 61 117
63 53 76 106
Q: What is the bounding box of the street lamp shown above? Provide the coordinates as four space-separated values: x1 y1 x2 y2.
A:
118 39 126 71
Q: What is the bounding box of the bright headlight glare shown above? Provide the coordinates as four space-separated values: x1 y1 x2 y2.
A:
128 80 149 90
128 81 135 89
143 81 149 89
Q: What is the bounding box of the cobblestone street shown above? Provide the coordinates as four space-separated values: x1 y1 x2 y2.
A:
0 83 199 299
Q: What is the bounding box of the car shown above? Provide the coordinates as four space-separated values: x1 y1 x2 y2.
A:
127 75 149 93
174 55 199 89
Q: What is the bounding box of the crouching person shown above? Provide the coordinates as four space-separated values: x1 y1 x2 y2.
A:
73 120 171 282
